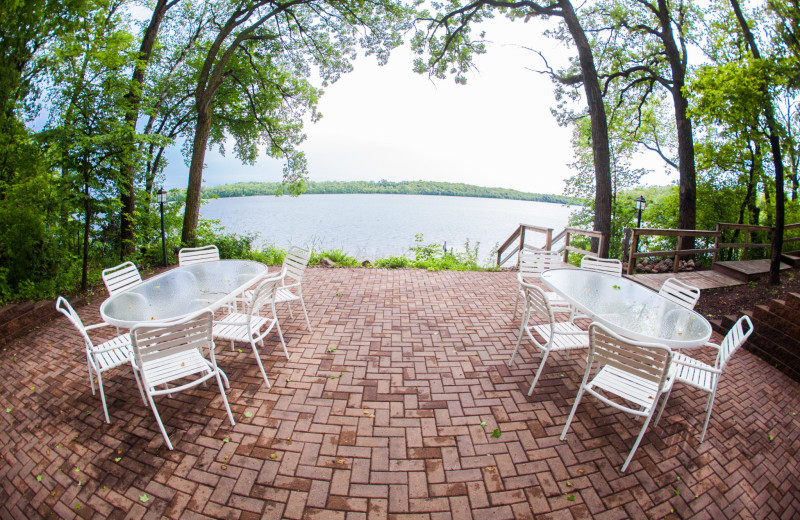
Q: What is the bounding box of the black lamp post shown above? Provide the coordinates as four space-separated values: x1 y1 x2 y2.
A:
157 187 168 267
635 195 647 228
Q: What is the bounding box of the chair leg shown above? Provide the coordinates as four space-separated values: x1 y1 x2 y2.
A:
250 339 271 388
131 366 148 406
621 411 656 472
276 319 289 359
527 349 552 396
560 386 586 440
654 382 675 426
96 370 111 424
147 393 174 451
299 296 312 331
87 358 96 395
214 370 236 427
700 391 716 443
508 308 529 367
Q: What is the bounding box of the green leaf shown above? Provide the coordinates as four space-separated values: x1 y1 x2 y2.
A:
114 457 121 462
36 475 42 482
490 428 501 439
140 493 149 503
5 408 10 413
479 421 487 428
244 411 253 418
223 438 229 443
567 494 575 501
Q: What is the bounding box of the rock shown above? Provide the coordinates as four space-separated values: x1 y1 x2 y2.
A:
687 259 695 268
319 258 335 268
362 260 372 267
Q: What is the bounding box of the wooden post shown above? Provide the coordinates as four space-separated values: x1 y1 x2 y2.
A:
563 231 571 264
544 228 552 251
519 226 526 261
628 232 639 274
713 223 720 266
622 227 630 263
673 235 683 273
743 229 750 260
598 233 607 259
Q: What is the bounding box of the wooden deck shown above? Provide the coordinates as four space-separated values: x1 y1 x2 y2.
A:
624 269 745 291
714 258 792 282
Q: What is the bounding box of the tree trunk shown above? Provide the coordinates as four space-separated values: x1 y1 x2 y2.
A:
730 0 785 284
181 105 213 244
656 0 696 249
82 180 91 291
119 0 172 258
559 0 612 257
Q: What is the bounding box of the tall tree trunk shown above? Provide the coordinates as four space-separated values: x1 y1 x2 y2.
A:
82 179 91 291
119 0 173 258
656 0 696 249
181 105 213 244
560 0 612 257
731 0 785 284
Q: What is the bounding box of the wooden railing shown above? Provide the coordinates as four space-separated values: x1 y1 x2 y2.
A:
626 228 720 275
786 223 800 250
496 224 553 267
495 224 607 267
714 223 773 262
552 227 606 265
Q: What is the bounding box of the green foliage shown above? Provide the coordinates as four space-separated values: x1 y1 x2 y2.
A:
310 249 361 267
169 180 573 205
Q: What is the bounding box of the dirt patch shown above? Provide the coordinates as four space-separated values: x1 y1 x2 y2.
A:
694 268 800 321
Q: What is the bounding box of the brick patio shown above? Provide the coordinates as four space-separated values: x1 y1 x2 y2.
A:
1 268 799 519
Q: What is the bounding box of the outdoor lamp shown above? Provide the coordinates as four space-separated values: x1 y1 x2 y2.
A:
635 195 646 228
157 188 168 267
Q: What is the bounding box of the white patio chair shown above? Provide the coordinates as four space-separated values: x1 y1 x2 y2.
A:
561 322 673 472
238 245 313 331
658 277 701 310
214 274 288 387
102 261 142 295
512 249 570 320
55 296 137 424
509 282 589 394
178 244 220 266
655 315 754 442
130 310 235 451
580 256 623 277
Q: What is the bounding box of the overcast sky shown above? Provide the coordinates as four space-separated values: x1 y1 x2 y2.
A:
162 17 670 195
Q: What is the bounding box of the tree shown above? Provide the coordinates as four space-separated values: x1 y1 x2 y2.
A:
118 0 179 257
413 0 613 257
590 0 702 248
180 0 411 244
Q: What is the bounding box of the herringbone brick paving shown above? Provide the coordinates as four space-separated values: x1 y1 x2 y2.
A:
1 268 799 519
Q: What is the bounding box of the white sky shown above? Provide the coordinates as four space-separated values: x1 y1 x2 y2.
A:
163 17 671 194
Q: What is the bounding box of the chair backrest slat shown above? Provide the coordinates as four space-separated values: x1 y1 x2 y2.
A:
283 245 310 283
519 249 562 278
55 296 94 347
658 277 701 310
581 256 623 277
249 274 283 316
178 245 220 266
522 282 555 326
589 324 671 387
131 311 213 366
102 261 142 295
717 315 754 371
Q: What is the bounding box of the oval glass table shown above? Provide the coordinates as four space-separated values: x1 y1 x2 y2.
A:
100 260 268 328
540 268 712 349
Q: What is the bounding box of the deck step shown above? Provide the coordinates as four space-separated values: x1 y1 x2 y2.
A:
713 259 792 282
781 251 800 267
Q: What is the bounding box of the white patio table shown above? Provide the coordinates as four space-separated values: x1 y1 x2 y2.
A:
100 260 268 328
541 268 712 349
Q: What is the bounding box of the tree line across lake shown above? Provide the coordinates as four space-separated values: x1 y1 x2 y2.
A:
168 181 573 205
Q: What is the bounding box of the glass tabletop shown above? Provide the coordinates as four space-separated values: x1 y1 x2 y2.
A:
100 260 268 328
540 268 712 348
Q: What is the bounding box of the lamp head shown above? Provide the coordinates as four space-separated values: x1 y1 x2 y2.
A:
157 187 167 204
635 195 646 211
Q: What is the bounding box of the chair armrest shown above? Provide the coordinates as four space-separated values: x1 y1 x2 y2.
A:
85 322 112 331
673 356 722 374
92 340 131 354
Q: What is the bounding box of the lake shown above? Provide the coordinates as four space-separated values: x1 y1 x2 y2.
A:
200 193 575 263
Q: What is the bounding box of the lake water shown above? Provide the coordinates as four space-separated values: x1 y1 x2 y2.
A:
200 193 575 263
